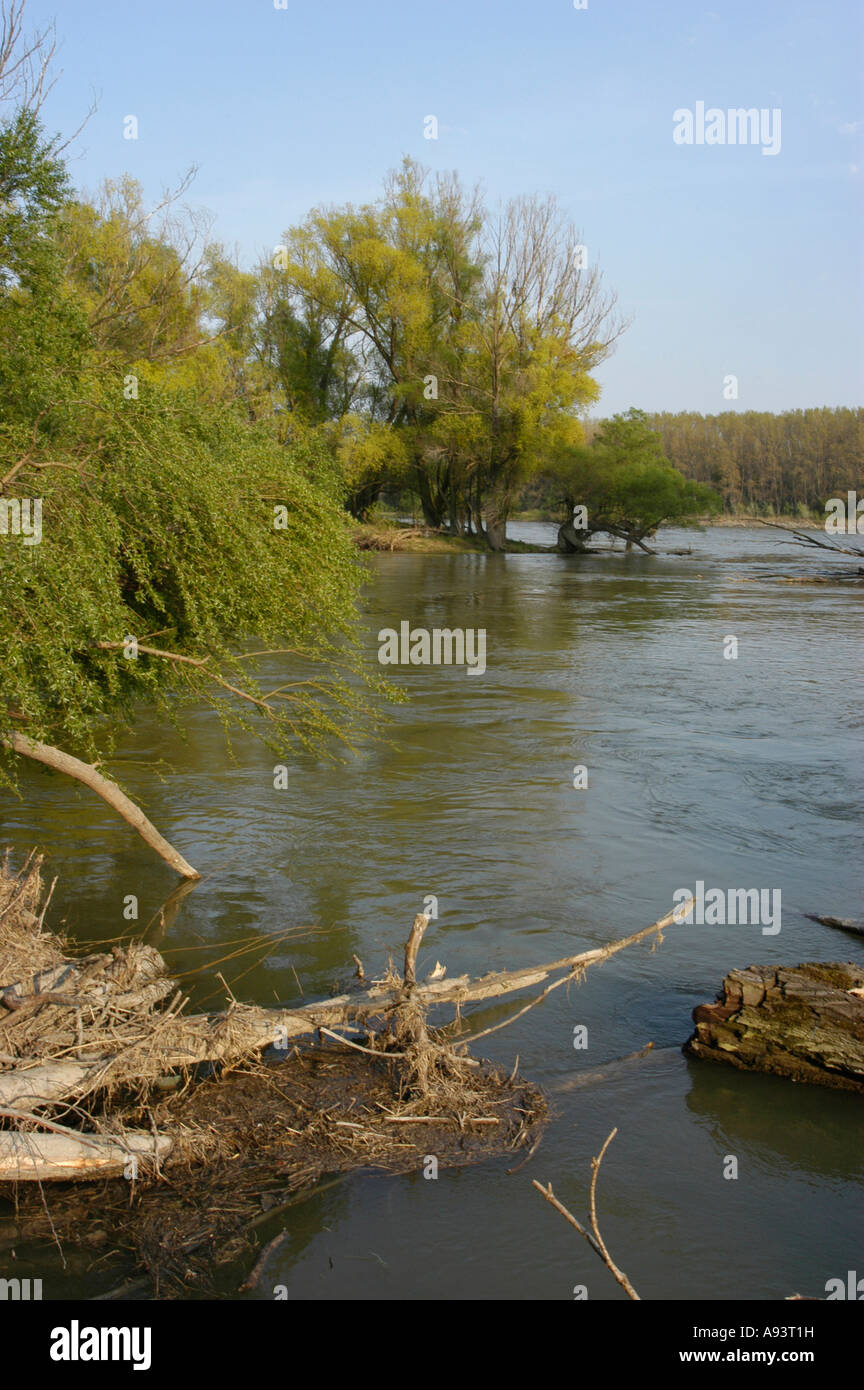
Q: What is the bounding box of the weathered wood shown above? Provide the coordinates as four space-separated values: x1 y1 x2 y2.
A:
0 943 167 1007
686 962 864 1092
3 734 200 879
805 914 864 938
403 912 430 988
0 901 691 1110
0 1130 172 1181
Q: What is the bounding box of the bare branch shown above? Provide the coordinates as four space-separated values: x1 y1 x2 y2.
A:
533 1128 640 1300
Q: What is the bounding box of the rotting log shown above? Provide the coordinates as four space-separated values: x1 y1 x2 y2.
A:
0 943 168 1007
686 962 864 1092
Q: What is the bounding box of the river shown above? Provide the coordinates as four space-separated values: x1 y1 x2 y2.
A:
2 524 863 1299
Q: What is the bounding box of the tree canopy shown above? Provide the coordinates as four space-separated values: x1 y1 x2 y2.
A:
0 24 726 871
550 409 719 551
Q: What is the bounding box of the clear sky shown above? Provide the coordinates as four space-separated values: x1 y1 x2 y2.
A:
23 0 864 415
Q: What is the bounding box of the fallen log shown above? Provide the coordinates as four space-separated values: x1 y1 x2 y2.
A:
0 901 692 1111
0 1130 171 1181
805 913 864 938
686 962 864 1092
3 734 200 880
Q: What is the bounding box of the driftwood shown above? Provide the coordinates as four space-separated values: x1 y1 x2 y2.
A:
0 848 696 1188
756 518 864 559
805 913 864 938
0 900 692 1114
686 962 864 1092
2 734 200 879
0 1130 171 1181
534 1127 640 1300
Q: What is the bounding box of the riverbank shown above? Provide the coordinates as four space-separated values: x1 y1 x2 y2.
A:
3 526 860 1300
354 516 826 555
0 855 547 1295
353 523 546 554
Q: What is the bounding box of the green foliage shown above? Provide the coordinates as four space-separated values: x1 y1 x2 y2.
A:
549 409 719 544
0 114 393 792
0 111 89 422
268 161 619 541
0 378 391 786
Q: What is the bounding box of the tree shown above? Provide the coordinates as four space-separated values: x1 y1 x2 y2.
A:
0 108 89 422
0 112 391 877
443 194 621 549
60 173 209 367
551 409 719 551
273 161 622 545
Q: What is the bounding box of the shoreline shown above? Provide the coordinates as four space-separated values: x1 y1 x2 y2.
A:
354 515 826 555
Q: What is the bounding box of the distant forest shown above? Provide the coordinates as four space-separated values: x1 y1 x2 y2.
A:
522 407 863 519
648 409 863 516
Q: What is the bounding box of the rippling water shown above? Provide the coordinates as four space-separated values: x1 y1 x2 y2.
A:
2 525 862 1299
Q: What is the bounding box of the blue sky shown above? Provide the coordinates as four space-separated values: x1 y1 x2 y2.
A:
23 0 864 414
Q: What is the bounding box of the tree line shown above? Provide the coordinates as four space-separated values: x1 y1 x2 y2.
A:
523 407 862 522
646 409 863 517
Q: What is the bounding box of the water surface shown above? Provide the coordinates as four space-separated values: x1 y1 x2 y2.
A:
2 525 862 1299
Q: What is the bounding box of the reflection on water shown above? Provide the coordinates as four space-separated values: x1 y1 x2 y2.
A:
1 526 862 1299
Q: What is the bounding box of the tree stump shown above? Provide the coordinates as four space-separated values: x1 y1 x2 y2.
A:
686 962 864 1093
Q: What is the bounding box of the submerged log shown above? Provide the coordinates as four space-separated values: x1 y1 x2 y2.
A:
686 962 864 1092
805 913 864 938
3 734 200 880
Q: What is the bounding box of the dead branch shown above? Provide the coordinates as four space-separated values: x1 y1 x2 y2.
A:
403 912 430 988
3 733 200 880
0 1129 171 1181
0 899 693 1111
756 518 864 558
533 1127 640 1300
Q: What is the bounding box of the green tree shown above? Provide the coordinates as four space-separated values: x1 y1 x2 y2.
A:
0 113 390 877
552 409 719 551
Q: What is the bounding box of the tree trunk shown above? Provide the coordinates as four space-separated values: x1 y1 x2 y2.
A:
0 901 692 1113
557 520 590 553
4 734 200 880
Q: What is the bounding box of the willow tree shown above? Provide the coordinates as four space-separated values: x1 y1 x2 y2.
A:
440 195 623 549
274 164 624 545
269 158 485 522
0 115 389 877
551 409 719 552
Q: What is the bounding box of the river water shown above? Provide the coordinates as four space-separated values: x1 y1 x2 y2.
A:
2 524 863 1300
